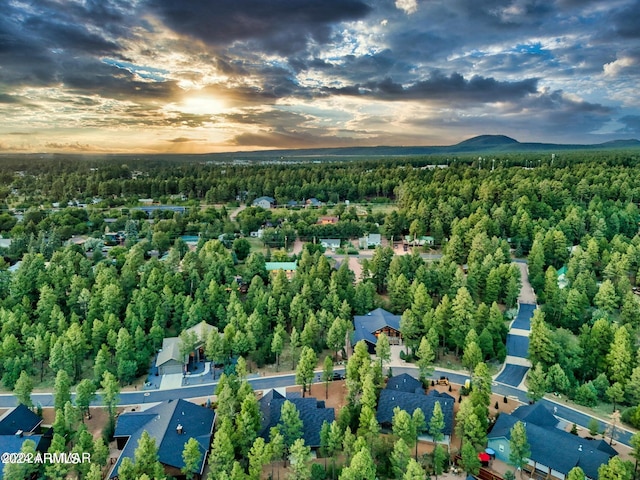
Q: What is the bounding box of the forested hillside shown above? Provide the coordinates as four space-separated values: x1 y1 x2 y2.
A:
1 150 640 479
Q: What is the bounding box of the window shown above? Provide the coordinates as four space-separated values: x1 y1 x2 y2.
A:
499 444 505 452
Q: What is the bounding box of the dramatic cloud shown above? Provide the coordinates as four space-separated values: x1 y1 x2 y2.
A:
0 0 638 152
324 72 539 103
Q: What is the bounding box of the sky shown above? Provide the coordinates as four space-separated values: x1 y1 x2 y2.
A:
1 0 640 154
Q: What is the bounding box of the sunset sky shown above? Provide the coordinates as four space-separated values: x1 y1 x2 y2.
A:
1 0 639 153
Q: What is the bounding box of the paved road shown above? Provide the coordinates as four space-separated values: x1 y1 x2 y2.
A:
0 366 633 447
505 334 530 358
511 303 535 330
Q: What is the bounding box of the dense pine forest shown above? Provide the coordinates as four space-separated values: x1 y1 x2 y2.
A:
1 150 640 479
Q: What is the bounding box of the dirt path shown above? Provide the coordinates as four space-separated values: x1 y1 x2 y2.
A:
229 204 246 221
292 238 304 255
514 261 536 304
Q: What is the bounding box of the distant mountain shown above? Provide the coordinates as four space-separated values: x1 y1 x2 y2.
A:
212 135 640 160
454 135 519 148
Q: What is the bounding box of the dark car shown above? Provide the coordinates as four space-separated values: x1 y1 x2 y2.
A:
332 372 344 381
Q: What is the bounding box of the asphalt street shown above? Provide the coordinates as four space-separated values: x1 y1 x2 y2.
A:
0 366 633 447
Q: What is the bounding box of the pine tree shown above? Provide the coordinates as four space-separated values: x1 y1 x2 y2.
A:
528 310 554 368
339 447 376 480
526 363 547 401
248 437 269 480
403 459 425 480
209 418 235 479
14 370 33 408
416 336 435 380
429 401 445 442
390 438 411 479
460 441 481 475
375 332 391 371
567 467 585 480
509 421 530 477
288 439 311 480
279 400 303 455
433 444 447 480
606 326 633 385
75 378 96 421
295 346 317 397
53 369 71 411
182 437 203 480
392 407 416 447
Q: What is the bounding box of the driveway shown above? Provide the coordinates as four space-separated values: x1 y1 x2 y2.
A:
495 365 530 387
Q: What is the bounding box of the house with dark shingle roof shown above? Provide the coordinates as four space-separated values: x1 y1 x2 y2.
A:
258 390 334 449
0 404 43 436
109 399 215 480
488 403 616 480
385 373 424 394
376 377 454 442
0 405 48 480
353 308 402 353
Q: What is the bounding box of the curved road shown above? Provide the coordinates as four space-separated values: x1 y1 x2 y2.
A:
0 366 632 447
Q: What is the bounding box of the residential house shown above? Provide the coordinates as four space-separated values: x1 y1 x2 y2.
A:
385 373 425 394
156 321 217 374
110 399 215 480
0 405 48 479
320 239 341 251
265 261 297 279
132 205 187 217
557 266 568 289
0 404 43 436
258 390 334 450
306 198 323 208
252 196 276 209
487 403 616 480
376 378 454 443
156 337 184 375
318 216 339 225
359 233 382 249
403 235 435 247
353 307 402 353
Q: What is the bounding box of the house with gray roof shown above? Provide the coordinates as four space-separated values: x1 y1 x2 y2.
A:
385 373 424 394
359 233 382 249
252 196 275 209
156 321 217 374
156 337 184 375
488 403 616 480
258 390 334 449
376 384 455 442
320 238 341 251
110 399 215 480
353 308 402 353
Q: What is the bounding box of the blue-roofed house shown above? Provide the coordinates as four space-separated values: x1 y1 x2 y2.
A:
353 308 402 353
376 382 454 443
487 403 616 480
0 434 48 479
0 405 47 480
109 399 215 480
0 404 43 436
258 390 334 450
385 373 424 394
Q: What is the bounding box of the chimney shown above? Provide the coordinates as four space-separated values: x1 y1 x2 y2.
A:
578 445 582 452
176 424 183 435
